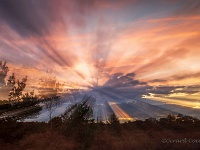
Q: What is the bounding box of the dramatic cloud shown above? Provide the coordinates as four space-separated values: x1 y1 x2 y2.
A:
90 72 151 102
0 0 200 104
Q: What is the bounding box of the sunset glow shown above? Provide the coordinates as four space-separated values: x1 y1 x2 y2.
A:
1 0 200 120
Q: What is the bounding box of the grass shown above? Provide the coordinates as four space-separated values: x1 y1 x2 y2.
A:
0 121 200 150
1 100 200 150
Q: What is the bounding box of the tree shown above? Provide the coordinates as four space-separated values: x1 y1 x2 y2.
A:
108 113 121 134
45 96 60 121
108 113 120 124
8 74 27 103
37 70 64 98
0 61 9 86
0 61 9 101
22 90 37 102
62 95 95 125
167 114 176 122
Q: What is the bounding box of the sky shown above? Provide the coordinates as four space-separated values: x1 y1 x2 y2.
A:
0 0 200 107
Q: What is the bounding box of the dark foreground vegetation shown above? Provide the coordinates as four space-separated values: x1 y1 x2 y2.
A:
1 100 200 150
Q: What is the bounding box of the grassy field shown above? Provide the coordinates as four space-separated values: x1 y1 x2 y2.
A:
1 102 200 150
0 120 200 150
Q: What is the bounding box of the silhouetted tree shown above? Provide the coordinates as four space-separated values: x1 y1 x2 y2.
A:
61 96 95 149
0 61 9 100
65 103 93 125
8 74 27 103
0 60 9 86
108 113 121 135
167 114 176 122
45 96 60 121
108 113 119 124
22 90 37 102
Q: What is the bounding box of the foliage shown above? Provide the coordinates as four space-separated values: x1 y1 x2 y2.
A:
60 96 95 150
22 90 37 102
8 74 27 103
0 61 9 86
0 100 40 113
108 113 120 124
1 114 200 150
44 95 60 121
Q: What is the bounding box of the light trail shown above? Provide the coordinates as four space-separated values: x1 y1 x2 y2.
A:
146 97 200 109
109 102 134 122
